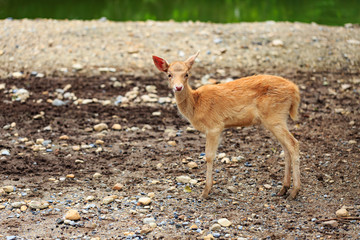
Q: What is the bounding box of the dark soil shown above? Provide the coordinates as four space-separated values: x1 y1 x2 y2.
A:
0 70 359 239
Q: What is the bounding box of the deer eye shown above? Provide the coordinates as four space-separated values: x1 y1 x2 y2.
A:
185 73 189 78
168 74 172 78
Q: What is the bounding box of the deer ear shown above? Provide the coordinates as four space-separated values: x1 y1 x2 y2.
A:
185 51 199 68
152 55 169 72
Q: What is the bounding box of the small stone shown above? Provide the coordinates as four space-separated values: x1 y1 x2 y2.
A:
28 200 49 210
218 153 226 159
85 196 95 201
11 202 25 208
186 127 196 133
167 141 176 146
93 172 102 178
65 209 81 221
143 217 156 224
341 84 351 90
218 218 232 227
1 149 10 156
264 184 272 189
187 161 198 169
204 234 215 240
336 208 349 217
227 186 237 193
152 111 161 116
176 175 191 184
52 99 66 106
112 183 124 191
140 224 154 234
12 72 24 78
0 204 5 209
210 223 222 231
111 124 122 130
3 186 15 193
66 174 75 178
190 224 198 230
102 196 116 204
138 197 152 206
94 123 108 132
72 145 81 151
72 63 83 71
20 205 27 212
148 192 155 198
322 220 339 228
95 139 104 145
59 135 69 140
272 39 284 47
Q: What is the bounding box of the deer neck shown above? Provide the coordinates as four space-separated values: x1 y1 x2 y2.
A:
174 82 195 120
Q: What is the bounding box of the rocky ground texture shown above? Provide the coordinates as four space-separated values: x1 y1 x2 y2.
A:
0 19 359 239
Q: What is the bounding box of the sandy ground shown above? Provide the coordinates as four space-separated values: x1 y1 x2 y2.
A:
0 19 359 79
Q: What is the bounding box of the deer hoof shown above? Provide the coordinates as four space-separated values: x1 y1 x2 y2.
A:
287 189 299 200
278 186 290 196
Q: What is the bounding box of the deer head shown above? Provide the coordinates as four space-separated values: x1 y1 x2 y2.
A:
152 51 199 92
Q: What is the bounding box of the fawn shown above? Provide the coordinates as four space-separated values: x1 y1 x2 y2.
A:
152 51 301 200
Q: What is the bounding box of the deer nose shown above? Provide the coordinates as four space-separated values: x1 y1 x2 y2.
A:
174 85 183 92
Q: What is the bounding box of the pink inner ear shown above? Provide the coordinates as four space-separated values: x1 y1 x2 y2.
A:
152 56 168 72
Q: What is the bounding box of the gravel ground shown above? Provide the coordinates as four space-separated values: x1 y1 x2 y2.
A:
0 19 359 79
0 19 360 240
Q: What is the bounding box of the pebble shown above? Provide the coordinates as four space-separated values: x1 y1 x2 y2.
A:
65 209 81 221
187 161 198 169
210 223 222 231
218 218 232 227
93 172 102 178
167 140 177 146
59 135 69 140
322 220 339 228
143 217 156 224
112 183 124 191
72 145 81 151
11 202 25 208
13 88 30 102
204 234 214 240
28 200 49 210
52 98 67 106
272 39 284 47
1 149 10 156
102 195 117 204
111 124 122 130
93 123 108 132
72 63 83 71
176 175 191 184
218 153 226 159
66 174 75 178
264 184 272 189
336 208 349 217
227 186 237 193
0 204 5 209
85 196 95 201
138 197 152 205
148 192 155 198
3 186 15 193
20 205 27 212
12 72 24 78
140 224 154 234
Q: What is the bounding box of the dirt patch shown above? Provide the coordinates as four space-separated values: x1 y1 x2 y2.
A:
0 67 359 239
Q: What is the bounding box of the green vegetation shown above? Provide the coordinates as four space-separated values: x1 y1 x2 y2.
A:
0 0 359 25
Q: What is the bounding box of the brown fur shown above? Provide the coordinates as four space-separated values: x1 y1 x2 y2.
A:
152 52 301 200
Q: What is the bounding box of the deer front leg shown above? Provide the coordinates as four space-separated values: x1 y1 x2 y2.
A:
201 131 221 199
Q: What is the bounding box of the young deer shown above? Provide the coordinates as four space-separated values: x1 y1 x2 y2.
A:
152 51 301 200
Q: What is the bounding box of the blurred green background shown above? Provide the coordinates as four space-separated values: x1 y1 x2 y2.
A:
0 0 359 26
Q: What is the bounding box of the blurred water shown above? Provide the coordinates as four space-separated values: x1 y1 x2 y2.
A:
0 0 359 25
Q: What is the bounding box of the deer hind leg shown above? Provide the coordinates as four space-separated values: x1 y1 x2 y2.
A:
264 122 300 200
201 130 221 199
